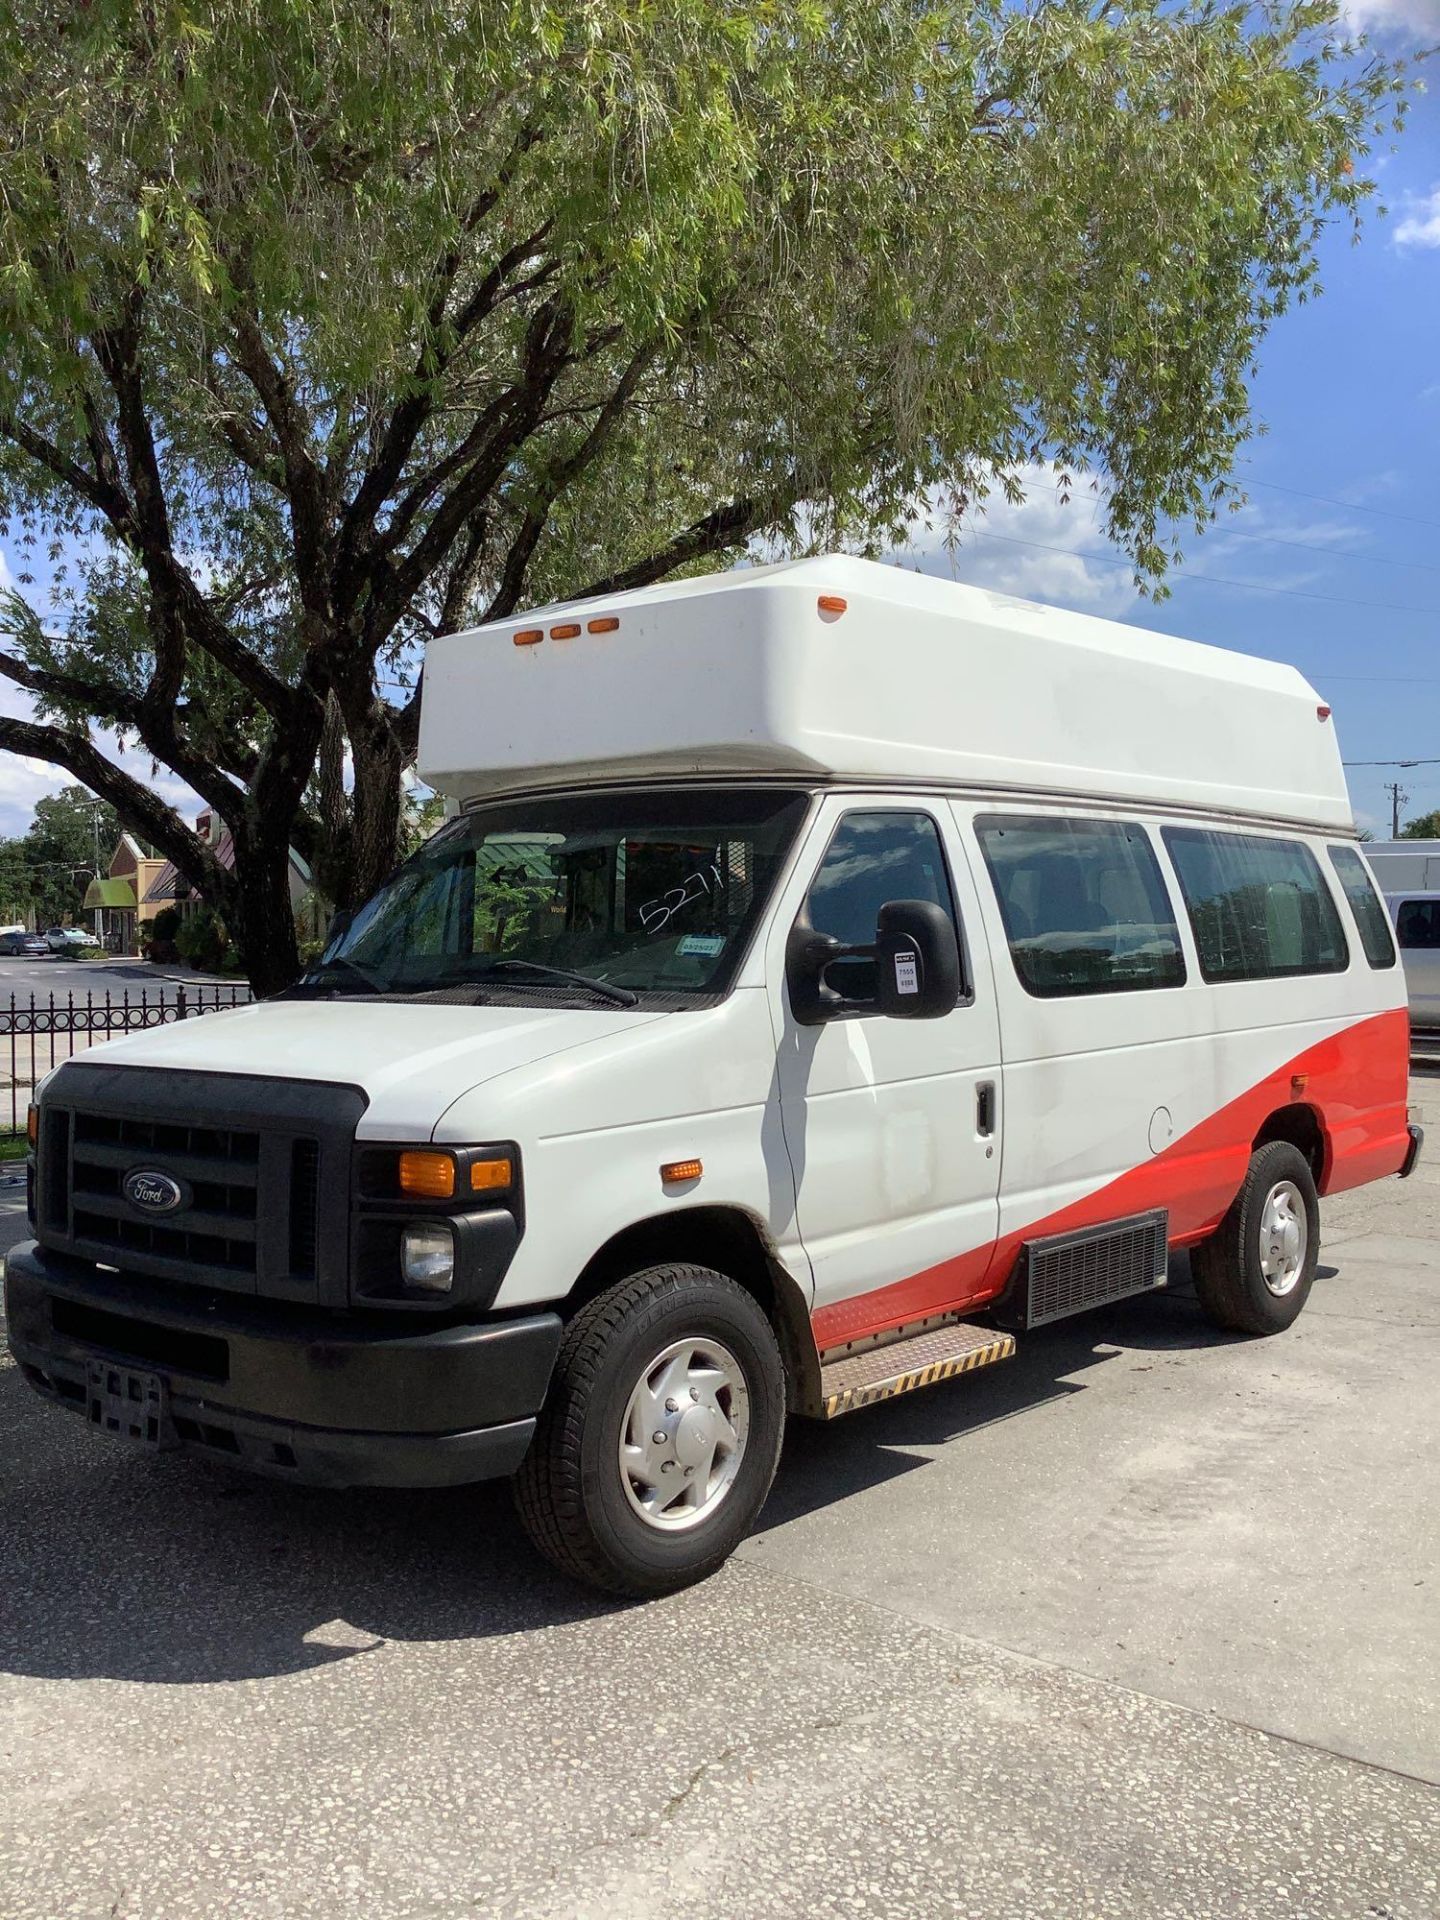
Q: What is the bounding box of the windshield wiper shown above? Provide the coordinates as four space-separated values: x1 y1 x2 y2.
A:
480 959 639 1008
299 952 384 995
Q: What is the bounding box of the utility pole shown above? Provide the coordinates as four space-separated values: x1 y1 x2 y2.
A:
1384 782 1408 840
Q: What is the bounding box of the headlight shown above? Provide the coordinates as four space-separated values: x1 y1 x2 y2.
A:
400 1223 456 1293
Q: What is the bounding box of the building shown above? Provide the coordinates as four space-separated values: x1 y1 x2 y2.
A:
82 834 168 954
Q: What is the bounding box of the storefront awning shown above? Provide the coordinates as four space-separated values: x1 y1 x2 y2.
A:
83 877 137 910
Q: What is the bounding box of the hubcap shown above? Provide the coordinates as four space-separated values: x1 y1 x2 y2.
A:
618 1337 749 1532
1258 1180 1307 1296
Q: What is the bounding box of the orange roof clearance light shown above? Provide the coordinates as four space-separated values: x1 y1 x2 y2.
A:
587 616 620 634
398 1150 457 1199
660 1158 704 1185
550 622 582 640
468 1156 514 1193
817 594 847 616
513 628 543 647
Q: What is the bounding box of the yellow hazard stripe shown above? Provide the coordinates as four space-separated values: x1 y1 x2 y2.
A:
821 1333 1015 1417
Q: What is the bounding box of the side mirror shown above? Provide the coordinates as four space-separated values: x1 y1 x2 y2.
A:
874 900 961 1020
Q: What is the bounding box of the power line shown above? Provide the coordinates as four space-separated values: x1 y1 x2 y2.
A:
961 527 1440 617
1201 521 1440 579
1241 474 1440 534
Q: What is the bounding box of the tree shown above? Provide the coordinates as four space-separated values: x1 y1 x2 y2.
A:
0 1 1408 992
23 785 120 926
1401 812 1440 840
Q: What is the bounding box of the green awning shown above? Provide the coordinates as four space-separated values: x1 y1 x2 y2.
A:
83 877 137 910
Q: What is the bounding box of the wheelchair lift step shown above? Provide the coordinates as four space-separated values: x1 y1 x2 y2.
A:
818 1321 1016 1418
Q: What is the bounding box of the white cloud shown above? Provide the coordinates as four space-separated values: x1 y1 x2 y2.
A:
1343 0 1440 37
1394 185 1440 250
892 466 1138 616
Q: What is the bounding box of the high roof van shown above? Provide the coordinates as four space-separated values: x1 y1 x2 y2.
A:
8 558 1419 1596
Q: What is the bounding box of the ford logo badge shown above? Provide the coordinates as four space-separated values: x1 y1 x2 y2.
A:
122 1168 186 1216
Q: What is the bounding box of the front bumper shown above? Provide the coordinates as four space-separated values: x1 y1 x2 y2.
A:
4 1242 561 1488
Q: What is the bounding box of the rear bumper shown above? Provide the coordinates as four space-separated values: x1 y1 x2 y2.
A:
1400 1123 1425 1181
4 1241 561 1488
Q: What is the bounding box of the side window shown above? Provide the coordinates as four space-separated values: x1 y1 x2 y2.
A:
1328 847 1397 969
974 814 1184 998
804 810 961 1005
1395 898 1440 951
1162 828 1348 982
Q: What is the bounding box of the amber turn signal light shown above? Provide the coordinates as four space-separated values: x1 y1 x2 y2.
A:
26 1104 38 1147
398 1150 457 1199
468 1156 513 1193
660 1158 703 1184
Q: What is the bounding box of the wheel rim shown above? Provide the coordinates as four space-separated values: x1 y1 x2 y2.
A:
618 1336 750 1533
1258 1179 1307 1296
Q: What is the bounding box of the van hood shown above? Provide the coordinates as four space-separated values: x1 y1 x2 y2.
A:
68 998 666 1140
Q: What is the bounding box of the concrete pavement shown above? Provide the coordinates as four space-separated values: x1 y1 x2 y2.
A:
0 1107 1436 1917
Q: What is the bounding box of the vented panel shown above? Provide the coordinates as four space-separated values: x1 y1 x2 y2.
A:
1023 1209 1168 1328
288 1139 320 1280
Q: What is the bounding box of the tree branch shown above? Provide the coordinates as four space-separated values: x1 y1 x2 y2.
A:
575 495 785 600
0 714 236 913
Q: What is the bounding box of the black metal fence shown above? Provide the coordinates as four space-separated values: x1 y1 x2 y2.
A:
1 982 252 1134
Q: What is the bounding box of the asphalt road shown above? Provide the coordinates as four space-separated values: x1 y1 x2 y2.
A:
0 954 239 1003
0 1103 1436 1919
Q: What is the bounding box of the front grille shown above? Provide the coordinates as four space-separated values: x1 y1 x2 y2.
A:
34 1063 367 1307
70 1111 259 1281
1023 1209 1169 1328
288 1139 320 1281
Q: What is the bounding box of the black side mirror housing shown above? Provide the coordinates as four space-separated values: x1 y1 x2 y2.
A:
874 899 961 1020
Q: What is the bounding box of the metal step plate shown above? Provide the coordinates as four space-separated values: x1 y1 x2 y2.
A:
818 1322 1016 1419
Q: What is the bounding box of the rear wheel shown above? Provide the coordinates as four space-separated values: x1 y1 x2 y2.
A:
1191 1141 1320 1335
513 1263 786 1596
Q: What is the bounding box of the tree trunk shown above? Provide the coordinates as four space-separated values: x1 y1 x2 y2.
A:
345 697 406 906
228 830 303 996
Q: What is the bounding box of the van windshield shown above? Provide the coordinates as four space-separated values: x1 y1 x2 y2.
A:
299 787 812 1006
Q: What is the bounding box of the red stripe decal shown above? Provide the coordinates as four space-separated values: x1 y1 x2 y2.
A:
811 1008 1410 1350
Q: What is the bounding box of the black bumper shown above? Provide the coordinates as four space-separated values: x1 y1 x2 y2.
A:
4 1241 561 1489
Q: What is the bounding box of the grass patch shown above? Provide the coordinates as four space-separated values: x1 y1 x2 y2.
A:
0 1134 29 1162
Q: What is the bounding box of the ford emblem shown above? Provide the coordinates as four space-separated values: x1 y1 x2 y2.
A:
122 1168 186 1216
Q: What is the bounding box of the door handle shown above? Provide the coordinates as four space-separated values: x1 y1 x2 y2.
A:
976 1081 996 1137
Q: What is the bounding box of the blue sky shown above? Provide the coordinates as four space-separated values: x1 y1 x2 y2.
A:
0 0 1436 843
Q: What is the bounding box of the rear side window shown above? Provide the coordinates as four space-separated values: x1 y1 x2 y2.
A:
975 815 1185 997
1162 829 1348 982
1328 847 1396 969
1395 898 1440 951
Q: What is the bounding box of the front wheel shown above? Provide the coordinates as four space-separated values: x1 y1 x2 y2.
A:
1190 1141 1320 1335
513 1263 786 1596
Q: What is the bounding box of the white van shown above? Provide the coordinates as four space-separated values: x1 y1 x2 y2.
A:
8 558 1418 1596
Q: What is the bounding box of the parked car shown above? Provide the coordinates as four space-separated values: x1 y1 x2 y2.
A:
1384 889 1440 1030
44 925 101 954
0 930 48 957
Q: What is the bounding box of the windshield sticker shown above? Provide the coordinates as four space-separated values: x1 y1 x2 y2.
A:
677 933 726 958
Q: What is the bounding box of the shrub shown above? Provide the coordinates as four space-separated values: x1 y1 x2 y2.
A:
175 904 229 973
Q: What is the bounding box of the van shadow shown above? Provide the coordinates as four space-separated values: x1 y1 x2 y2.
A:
0 1256 1312 1688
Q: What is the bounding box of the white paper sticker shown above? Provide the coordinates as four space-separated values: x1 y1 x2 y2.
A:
678 933 726 958
894 950 919 995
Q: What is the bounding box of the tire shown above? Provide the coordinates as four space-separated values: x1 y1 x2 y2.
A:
513 1263 786 1597
1190 1141 1320 1335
